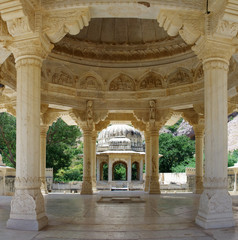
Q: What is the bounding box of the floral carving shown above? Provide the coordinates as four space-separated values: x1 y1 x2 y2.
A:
109 74 135 91
11 193 36 215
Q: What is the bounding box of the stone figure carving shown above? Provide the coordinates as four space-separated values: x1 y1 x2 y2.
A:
109 74 134 91
140 73 163 90
86 100 93 123
81 76 101 90
168 69 191 86
52 71 74 87
149 100 156 121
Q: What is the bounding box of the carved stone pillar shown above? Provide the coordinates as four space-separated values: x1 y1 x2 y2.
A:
140 158 144 181
81 127 93 195
108 157 112 182
40 125 49 195
97 159 100 182
127 158 132 182
194 41 235 228
149 123 161 194
91 131 97 190
144 131 151 191
7 54 48 230
193 124 204 194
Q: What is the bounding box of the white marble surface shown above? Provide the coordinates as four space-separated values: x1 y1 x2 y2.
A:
1 192 238 239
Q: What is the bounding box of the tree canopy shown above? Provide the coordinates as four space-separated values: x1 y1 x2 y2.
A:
159 133 195 172
0 112 16 167
0 113 82 176
46 118 82 176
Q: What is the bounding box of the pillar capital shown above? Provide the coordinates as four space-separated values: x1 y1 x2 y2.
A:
192 37 235 66
40 125 49 137
193 124 205 138
9 36 53 62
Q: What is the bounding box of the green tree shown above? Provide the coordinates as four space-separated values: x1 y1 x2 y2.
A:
159 133 195 172
113 163 127 180
0 112 16 167
228 150 238 167
46 118 82 176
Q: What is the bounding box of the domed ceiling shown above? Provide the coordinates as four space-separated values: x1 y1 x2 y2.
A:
52 18 192 65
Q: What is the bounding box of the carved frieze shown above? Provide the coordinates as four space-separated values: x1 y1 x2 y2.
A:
168 68 192 87
139 72 163 90
109 74 135 91
52 71 75 87
79 75 102 90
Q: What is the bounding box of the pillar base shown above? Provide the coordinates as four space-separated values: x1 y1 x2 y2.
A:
7 215 48 231
92 177 97 191
41 180 48 195
196 189 235 229
149 181 161 194
81 181 93 195
195 176 203 194
144 176 150 192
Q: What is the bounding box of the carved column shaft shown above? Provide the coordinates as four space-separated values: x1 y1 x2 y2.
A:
7 56 48 230
127 158 132 182
40 125 49 195
91 131 97 190
140 158 144 181
149 125 161 194
144 131 151 192
195 57 235 228
193 125 204 194
108 158 112 182
81 128 93 195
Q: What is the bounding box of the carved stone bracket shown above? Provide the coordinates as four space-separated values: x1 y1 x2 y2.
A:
43 8 91 43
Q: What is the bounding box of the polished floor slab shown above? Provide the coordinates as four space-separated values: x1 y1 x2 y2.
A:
1 192 238 240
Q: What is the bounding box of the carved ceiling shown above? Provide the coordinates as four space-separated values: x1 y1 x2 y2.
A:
52 18 191 64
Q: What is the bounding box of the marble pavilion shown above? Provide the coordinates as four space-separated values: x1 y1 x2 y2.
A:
0 0 238 232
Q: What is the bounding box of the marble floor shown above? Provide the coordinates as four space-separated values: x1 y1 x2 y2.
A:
1 192 238 240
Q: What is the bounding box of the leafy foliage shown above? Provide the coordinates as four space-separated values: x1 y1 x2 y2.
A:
132 162 139 180
228 150 238 167
113 163 127 180
102 163 108 180
46 118 82 177
0 112 16 167
171 157 196 173
165 118 183 133
54 159 83 182
159 133 195 172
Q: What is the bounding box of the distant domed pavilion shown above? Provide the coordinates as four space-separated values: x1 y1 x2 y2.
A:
96 124 145 189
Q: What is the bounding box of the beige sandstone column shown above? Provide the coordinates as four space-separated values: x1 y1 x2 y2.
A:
195 42 235 228
193 124 204 194
108 157 112 182
81 127 93 195
144 131 151 191
97 159 100 181
127 158 132 182
91 131 97 190
140 158 144 181
40 125 49 195
7 54 48 230
149 123 161 194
